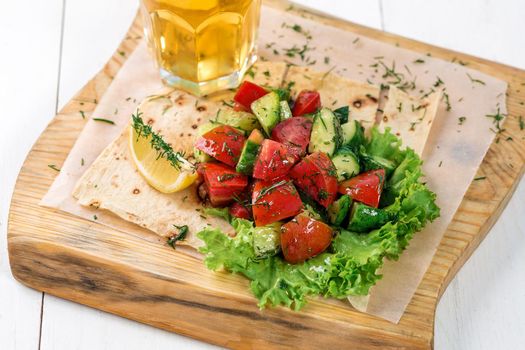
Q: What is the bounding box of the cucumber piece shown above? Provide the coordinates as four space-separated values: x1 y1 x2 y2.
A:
273 87 291 102
216 109 261 134
328 195 352 226
308 108 341 156
331 148 360 181
341 120 365 148
279 100 293 120
297 189 329 223
193 121 221 162
333 106 349 124
251 91 281 136
347 202 390 233
236 129 264 175
360 153 396 177
253 222 281 258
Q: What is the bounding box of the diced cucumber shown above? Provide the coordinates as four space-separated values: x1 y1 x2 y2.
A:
297 189 329 223
333 106 349 124
347 202 390 233
331 148 360 181
253 222 281 258
273 87 291 102
251 91 281 136
328 195 352 226
216 109 261 134
341 120 365 149
236 129 264 175
193 121 222 162
308 108 341 156
279 100 293 120
360 153 396 177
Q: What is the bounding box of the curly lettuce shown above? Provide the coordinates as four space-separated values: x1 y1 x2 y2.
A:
198 127 439 310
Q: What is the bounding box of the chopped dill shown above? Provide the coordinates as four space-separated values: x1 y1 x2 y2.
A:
48 164 60 172
93 118 115 125
467 73 486 85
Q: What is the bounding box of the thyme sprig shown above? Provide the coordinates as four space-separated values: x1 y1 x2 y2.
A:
131 111 194 171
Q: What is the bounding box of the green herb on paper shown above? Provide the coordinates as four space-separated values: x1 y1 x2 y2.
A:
467 73 486 85
485 108 506 134
413 59 425 64
458 116 466 125
93 118 115 125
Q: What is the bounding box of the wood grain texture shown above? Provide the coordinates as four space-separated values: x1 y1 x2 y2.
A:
7 1 525 349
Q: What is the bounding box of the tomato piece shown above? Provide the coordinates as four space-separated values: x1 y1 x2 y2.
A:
292 90 321 116
281 215 333 264
233 101 249 112
233 81 268 112
194 125 246 167
271 117 313 161
289 152 338 208
338 169 385 208
251 179 302 226
252 139 296 181
200 163 248 206
229 201 252 220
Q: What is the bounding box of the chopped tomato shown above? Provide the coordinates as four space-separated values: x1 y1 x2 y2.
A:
233 101 249 112
281 215 333 264
252 140 296 181
194 125 246 167
292 90 321 116
229 201 252 220
199 163 248 206
289 152 338 208
251 179 302 226
338 169 385 208
233 81 268 112
271 117 313 161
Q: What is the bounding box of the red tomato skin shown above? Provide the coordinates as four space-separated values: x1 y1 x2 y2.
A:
252 140 296 181
233 81 268 111
251 179 302 226
200 163 248 206
229 202 252 220
233 102 249 112
292 90 321 116
289 152 338 208
281 215 333 264
338 169 385 208
194 125 246 167
271 117 313 161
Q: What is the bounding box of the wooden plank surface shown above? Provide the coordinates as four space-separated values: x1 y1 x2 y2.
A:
2 2 523 348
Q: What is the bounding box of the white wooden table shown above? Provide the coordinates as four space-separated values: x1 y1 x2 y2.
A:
1 1 524 349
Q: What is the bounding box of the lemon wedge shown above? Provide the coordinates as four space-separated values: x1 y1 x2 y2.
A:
129 125 198 193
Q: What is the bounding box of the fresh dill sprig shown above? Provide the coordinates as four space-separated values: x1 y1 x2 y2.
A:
131 111 194 171
485 108 506 134
466 73 486 85
93 118 115 125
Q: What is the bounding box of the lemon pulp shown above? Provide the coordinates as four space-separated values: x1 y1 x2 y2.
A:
129 125 198 193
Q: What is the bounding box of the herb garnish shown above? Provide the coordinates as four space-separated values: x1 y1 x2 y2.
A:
519 116 524 130
474 176 486 181
80 111 86 119
48 164 60 172
466 73 486 85
485 108 506 134
93 118 115 125
458 116 467 125
132 111 194 171
167 225 189 249
81 158 85 166
413 59 425 64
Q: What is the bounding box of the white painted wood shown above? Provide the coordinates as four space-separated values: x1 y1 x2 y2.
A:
381 0 525 70
0 0 65 349
0 0 523 349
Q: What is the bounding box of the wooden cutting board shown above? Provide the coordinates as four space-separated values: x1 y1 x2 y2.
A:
8 1 525 348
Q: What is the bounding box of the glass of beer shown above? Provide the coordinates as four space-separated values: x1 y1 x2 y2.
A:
140 0 262 96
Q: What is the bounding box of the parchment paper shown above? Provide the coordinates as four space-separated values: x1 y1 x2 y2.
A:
41 6 508 323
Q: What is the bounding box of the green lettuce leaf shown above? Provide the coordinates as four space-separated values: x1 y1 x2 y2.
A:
198 127 439 310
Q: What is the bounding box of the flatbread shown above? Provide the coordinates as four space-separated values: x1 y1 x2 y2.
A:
379 86 442 155
283 66 380 127
73 62 288 247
